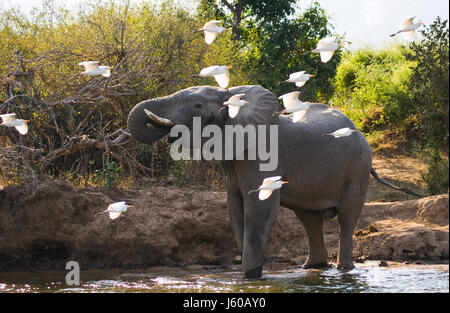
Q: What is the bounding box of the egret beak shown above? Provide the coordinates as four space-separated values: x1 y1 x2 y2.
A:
25 120 30 122
310 74 316 77
281 181 289 184
226 65 233 69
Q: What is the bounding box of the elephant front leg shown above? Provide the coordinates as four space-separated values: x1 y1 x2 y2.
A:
242 191 280 279
227 189 244 253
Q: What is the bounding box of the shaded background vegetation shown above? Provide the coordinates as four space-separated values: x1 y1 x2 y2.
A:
0 0 448 195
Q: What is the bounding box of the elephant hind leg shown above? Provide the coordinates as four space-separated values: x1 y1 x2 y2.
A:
294 209 329 269
336 177 369 270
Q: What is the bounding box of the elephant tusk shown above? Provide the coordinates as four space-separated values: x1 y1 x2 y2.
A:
144 109 174 127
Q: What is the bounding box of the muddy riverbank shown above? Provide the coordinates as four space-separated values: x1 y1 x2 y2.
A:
0 181 448 272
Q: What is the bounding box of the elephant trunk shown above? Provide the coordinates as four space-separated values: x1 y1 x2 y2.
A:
127 96 176 144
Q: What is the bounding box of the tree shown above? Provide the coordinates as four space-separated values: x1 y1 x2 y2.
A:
197 0 296 41
407 17 449 194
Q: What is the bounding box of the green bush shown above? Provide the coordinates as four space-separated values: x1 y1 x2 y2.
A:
332 17 449 195
332 47 417 131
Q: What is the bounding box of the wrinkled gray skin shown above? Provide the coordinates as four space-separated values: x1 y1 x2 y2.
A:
127 85 372 279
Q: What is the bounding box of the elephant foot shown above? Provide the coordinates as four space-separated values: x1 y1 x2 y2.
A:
302 261 330 269
244 266 263 279
337 263 355 270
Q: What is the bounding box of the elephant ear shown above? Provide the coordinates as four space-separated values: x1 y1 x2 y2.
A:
219 85 280 161
224 85 279 128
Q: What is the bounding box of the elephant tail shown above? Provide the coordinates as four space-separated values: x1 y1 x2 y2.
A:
370 168 424 197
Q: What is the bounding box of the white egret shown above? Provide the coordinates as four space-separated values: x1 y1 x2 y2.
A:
312 37 343 63
97 201 131 220
199 65 232 88
79 61 113 77
285 71 316 87
278 91 311 122
221 93 249 118
0 113 29 135
198 20 229 45
248 176 288 201
322 127 357 138
390 16 424 40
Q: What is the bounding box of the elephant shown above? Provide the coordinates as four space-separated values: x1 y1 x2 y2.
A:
127 84 420 279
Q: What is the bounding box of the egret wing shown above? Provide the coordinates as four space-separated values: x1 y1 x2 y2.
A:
317 37 335 49
79 61 99 71
0 113 17 123
227 94 245 103
334 127 352 137
292 110 307 123
320 51 335 63
228 105 241 118
14 122 28 135
402 16 416 27
402 31 415 40
200 66 219 76
258 189 273 201
289 71 305 80
204 31 218 44
213 72 229 88
280 92 300 110
204 20 221 28
100 66 112 77
262 176 282 185
109 211 122 220
295 81 306 87
110 201 126 211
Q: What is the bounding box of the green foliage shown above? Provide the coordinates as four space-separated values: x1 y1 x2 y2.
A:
332 17 448 194
408 17 449 194
168 160 191 187
0 0 249 185
332 47 417 131
199 1 341 100
92 158 120 188
242 2 340 100
407 17 449 154
421 149 449 195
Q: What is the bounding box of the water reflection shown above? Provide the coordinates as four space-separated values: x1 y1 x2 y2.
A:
0 263 448 293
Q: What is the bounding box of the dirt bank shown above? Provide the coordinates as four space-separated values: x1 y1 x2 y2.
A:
0 181 448 272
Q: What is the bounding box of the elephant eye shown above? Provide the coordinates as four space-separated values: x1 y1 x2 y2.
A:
194 103 202 109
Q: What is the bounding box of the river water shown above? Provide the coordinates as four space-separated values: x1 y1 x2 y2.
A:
0 262 448 293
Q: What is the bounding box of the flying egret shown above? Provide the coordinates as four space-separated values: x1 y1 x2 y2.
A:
322 127 357 138
97 201 131 220
221 93 249 118
278 91 311 122
199 65 232 88
284 71 316 87
79 61 113 77
390 16 424 40
248 176 288 201
198 20 229 45
0 113 29 135
312 37 343 63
